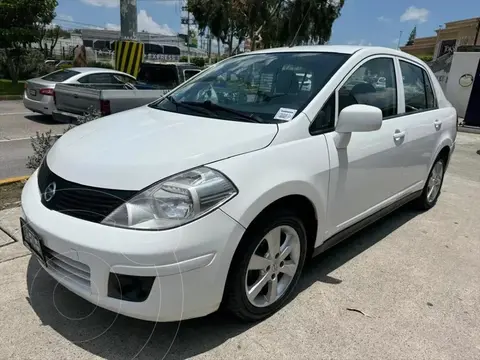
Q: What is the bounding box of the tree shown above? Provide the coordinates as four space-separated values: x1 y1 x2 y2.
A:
0 0 57 84
406 26 416 46
39 25 71 58
187 0 344 55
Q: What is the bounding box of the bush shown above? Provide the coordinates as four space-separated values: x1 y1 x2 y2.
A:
179 56 188 62
26 107 102 171
0 49 48 80
417 54 433 62
191 57 205 67
87 61 114 69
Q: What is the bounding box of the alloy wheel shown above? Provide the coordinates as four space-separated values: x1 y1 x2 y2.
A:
427 161 444 203
244 225 301 308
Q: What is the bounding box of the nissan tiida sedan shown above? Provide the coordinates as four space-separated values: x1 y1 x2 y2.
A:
21 46 457 322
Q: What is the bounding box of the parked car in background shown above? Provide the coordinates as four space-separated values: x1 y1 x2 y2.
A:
21 46 457 323
23 67 135 116
52 62 202 122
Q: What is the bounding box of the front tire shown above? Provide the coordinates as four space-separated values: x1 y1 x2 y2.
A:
414 157 446 210
225 210 308 322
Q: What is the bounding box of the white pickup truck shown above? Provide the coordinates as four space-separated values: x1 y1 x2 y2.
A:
52 62 202 122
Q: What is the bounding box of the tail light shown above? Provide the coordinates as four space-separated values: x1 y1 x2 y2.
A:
40 88 54 96
24 83 28 90
100 99 111 116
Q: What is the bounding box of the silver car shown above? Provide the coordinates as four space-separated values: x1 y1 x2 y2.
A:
23 67 136 115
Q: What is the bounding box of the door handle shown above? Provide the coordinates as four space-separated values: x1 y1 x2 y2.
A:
393 130 406 140
73 94 78 99
434 119 442 130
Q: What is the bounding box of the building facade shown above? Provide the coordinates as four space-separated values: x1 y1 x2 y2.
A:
401 17 480 59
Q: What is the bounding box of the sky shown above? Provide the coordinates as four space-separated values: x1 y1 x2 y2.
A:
54 0 480 48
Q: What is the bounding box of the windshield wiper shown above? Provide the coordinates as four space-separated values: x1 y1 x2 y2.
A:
165 96 217 117
181 100 263 123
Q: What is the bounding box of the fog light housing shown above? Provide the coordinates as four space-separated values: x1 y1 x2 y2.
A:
107 273 155 302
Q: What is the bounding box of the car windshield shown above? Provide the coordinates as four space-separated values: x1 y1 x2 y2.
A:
150 52 350 123
42 70 80 82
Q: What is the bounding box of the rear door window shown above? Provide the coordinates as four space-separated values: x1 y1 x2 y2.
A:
399 60 437 113
42 70 80 82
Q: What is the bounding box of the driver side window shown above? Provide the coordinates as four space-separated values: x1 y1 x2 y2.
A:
338 57 397 118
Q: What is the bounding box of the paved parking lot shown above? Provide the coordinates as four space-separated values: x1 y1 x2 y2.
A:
0 101 68 179
0 132 479 360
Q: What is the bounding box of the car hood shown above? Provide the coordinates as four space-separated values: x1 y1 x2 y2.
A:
47 106 278 190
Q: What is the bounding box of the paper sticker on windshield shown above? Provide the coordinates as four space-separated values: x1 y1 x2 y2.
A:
274 108 297 121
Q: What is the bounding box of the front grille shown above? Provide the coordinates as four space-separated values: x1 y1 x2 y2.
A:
44 247 91 291
38 161 137 223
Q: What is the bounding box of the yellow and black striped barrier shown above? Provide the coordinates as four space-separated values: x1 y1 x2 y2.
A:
114 40 144 78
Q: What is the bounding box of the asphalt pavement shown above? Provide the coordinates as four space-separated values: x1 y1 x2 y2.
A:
0 132 479 359
0 100 68 179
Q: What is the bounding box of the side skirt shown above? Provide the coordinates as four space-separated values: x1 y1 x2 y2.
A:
312 190 422 258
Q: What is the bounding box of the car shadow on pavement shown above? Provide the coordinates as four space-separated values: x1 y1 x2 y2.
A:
24 114 57 125
25 205 419 359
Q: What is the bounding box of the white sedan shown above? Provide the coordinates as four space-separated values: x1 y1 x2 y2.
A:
23 67 136 115
21 45 457 322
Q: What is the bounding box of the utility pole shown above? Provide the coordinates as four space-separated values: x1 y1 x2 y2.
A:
181 6 195 63
120 0 137 40
474 17 480 46
397 30 403 49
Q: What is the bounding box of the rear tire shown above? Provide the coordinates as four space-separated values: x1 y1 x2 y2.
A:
225 210 308 322
414 157 446 210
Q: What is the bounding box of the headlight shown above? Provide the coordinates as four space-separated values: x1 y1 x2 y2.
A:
102 167 237 230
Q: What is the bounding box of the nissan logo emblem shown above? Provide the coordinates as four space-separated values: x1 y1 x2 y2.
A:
44 182 57 202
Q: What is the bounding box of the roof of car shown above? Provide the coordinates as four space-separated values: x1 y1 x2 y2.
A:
68 67 125 74
244 45 409 57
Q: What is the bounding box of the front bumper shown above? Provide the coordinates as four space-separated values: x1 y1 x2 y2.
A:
23 93 54 115
21 171 245 322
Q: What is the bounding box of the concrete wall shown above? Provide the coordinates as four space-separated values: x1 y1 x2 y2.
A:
445 52 480 118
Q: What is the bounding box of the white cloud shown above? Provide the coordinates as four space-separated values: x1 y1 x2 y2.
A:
400 6 429 23
377 16 391 23
56 14 73 22
156 0 181 5
80 0 119 8
347 39 372 46
138 9 175 35
106 10 176 35
106 23 121 31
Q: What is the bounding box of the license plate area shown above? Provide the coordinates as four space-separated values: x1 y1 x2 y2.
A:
29 89 37 96
20 218 46 266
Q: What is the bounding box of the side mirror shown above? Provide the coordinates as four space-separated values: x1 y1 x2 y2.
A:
334 104 383 149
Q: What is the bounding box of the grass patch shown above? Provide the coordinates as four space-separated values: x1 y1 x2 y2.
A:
0 79 25 96
0 181 25 211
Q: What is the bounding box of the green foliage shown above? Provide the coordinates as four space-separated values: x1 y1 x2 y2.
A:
0 48 48 80
0 0 58 84
406 26 416 46
417 54 433 62
0 79 25 96
39 25 71 57
187 0 344 53
179 56 189 62
26 107 102 170
191 57 206 67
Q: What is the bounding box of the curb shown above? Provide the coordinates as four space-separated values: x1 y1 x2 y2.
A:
0 176 29 186
0 95 23 101
458 126 480 135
